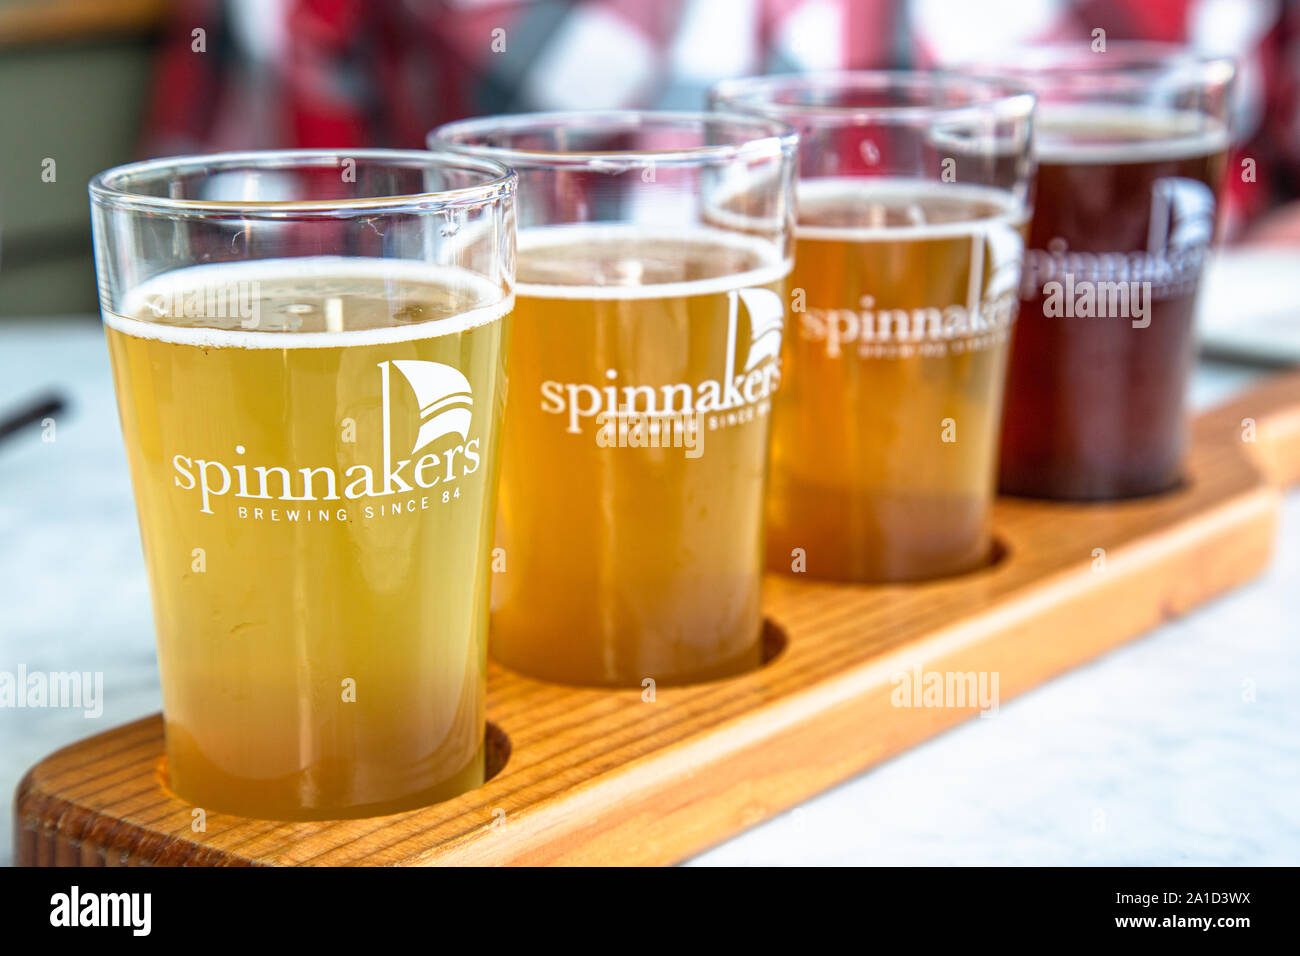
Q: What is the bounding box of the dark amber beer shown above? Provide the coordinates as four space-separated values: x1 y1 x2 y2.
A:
711 73 1035 582
772 179 1025 580
91 151 515 819
970 45 1235 499
1002 104 1229 498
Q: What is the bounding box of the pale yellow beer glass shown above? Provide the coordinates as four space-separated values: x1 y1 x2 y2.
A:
433 112 797 687
90 150 515 819
711 74 1035 582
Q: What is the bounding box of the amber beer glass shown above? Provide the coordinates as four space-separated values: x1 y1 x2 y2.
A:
711 74 1035 581
433 112 796 686
971 44 1233 499
90 151 515 819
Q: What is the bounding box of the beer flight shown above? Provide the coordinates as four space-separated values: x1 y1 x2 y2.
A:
87 44 1233 820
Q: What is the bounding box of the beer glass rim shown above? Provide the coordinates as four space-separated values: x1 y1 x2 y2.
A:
953 40 1236 86
89 148 516 218
429 109 799 168
708 71 1036 125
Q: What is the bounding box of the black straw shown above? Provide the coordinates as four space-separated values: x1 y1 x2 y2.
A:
0 392 68 445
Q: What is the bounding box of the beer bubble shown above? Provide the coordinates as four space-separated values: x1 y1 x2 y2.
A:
391 303 428 324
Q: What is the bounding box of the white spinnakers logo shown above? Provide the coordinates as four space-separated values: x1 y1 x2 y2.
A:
799 220 1025 360
383 360 473 454
539 286 786 436
171 357 483 517
1022 176 1216 305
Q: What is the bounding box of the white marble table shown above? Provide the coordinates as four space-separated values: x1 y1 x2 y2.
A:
1 317 1295 866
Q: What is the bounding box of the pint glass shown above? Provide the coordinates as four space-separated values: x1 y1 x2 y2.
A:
432 112 796 687
90 151 515 819
968 44 1233 499
711 74 1034 582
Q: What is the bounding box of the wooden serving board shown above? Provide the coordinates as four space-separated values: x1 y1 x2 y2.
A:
15 374 1300 866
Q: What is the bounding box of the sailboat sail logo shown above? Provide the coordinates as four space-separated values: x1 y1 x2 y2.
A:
1148 176 1215 256
735 287 785 372
722 286 784 384
383 360 473 455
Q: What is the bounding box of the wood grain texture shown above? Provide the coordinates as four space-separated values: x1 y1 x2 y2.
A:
14 373 1299 866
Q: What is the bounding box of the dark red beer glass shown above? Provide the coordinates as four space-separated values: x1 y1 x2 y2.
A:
971 44 1233 499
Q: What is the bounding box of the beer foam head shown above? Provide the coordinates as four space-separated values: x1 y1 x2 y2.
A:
106 257 511 349
515 224 791 300
1036 104 1230 164
793 178 1026 242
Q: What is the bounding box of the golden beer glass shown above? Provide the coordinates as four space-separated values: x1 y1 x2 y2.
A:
711 74 1035 582
90 150 516 819
433 112 797 687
